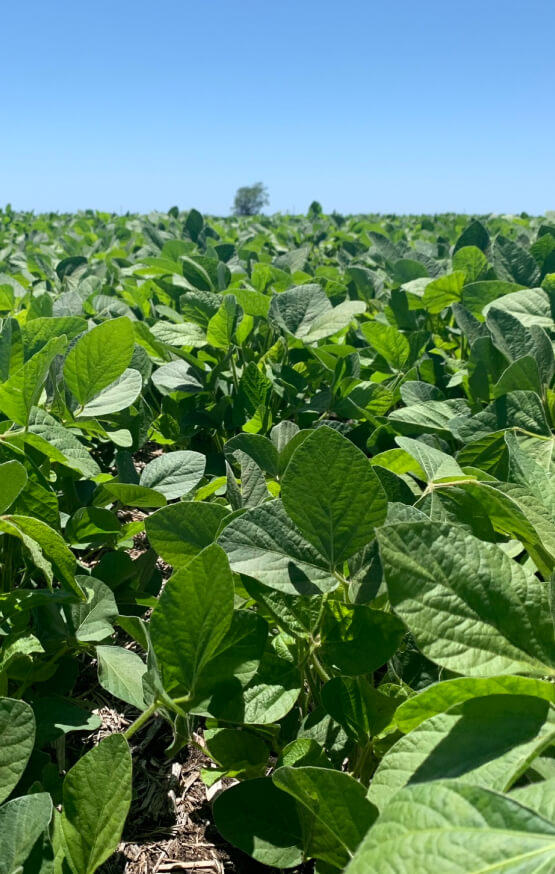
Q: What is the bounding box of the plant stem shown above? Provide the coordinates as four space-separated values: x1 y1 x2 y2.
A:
311 650 330 683
124 700 160 740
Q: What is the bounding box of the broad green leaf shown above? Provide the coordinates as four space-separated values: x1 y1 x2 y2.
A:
78 368 142 417
368 694 555 811
197 641 301 725
396 436 464 481
511 778 555 822
151 360 202 394
483 286 554 329
218 499 337 595
150 544 234 695
388 397 471 436
213 778 303 868
32 696 101 746
104 481 166 508
64 317 134 405
452 246 488 282
322 677 399 742
320 601 405 675
139 449 205 499
96 645 147 709
493 235 541 287
0 335 67 425
449 391 551 443
66 576 118 642
462 279 524 316
268 283 330 338
225 433 279 477
206 294 240 348
203 727 269 779
21 315 86 359
61 734 132 874
396 675 555 733
25 407 101 476
361 321 410 369
494 355 543 398
303 300 366 342
377 521 555 677
281 426 387 567
276 738 333 769
347 782 555 874
150 321 207 347
65 506 121 546
0 514 77 593
454 219 490 253
146 501 229 567
273 766 378 868
0 793 53 874
0 697 35 803
422 271 465 313
0 460 27 513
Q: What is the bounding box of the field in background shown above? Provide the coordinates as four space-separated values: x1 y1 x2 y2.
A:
0 207 554 874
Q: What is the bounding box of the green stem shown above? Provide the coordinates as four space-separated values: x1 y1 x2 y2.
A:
311 650 331 683
124 700 160 740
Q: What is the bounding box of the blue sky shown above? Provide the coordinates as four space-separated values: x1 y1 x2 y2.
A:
2 0 554 215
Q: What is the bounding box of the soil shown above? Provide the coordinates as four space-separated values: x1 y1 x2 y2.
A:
94 715 311 874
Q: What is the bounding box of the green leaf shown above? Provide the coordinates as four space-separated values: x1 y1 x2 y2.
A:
218 499 337 595
269 283 330 338
303 300 366 342
396 675 555 733
422 271 465 314
78 368 143 417
65 507 121 546
0 335 67 425
377 521 555 677
462 279 523 316
32 696 101 746
0 514 78 594
320 602 405 675
225 433 279 477
213 778 304 869
207 294 240 348
150 544 234 695
452 246 488 282
61 734 132 874
322 677 399 741
511 778 555 822
0 793 53 874
139 450 205 499
346 782 555 874
150 321 207 347
96 645 147 709
484 286 554 329
273 766 378 868
21 315 87 359
0 460 27 513
361 321 410 369
368 694 555 811
25 407 101 476
281 426 387 567
151 360 202 394
493 235 541 287
66 576 118 642
104 481 166 508
0 697 35 803
63 317 134 405
146 501 228 567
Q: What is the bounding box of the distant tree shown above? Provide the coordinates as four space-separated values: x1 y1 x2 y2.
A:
232 182 269 216
308 200 323 218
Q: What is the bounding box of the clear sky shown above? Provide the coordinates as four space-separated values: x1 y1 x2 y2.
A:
2 0 554 216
